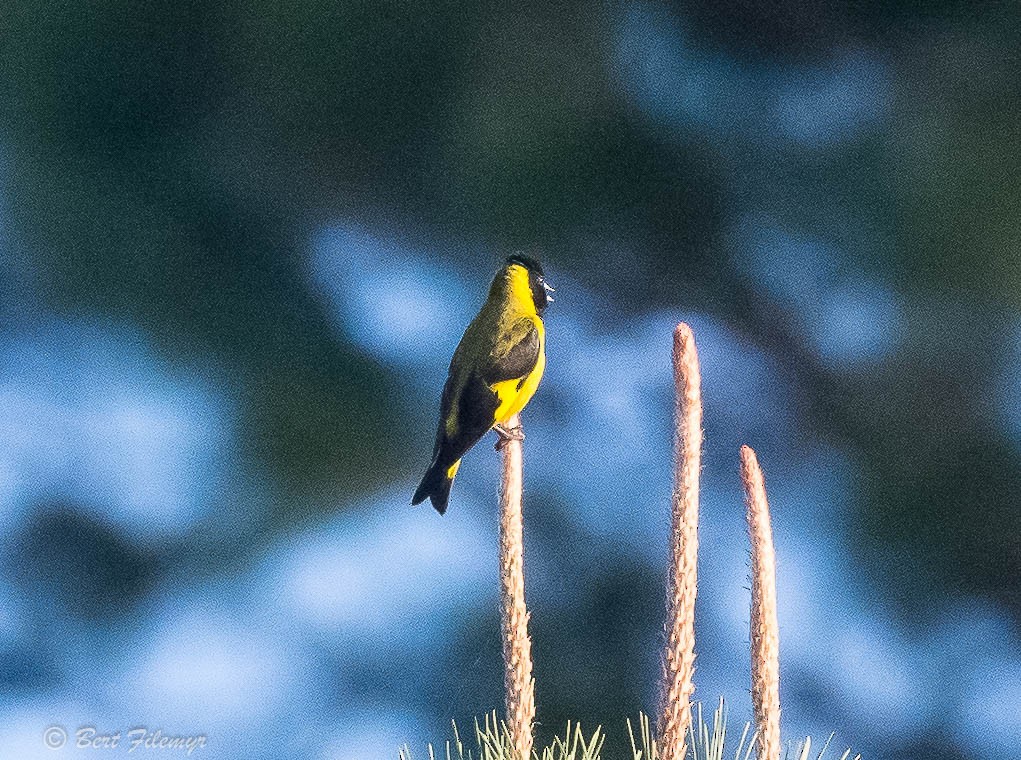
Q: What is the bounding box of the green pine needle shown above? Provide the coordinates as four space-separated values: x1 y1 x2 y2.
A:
400 699 857 760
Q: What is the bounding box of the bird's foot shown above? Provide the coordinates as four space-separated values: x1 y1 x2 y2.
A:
493 424 525 451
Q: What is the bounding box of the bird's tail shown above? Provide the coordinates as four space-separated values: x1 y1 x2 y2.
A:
412 458 461 515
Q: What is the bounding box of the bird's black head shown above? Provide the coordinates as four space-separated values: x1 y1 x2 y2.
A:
506 254 544 277
505 254 553 316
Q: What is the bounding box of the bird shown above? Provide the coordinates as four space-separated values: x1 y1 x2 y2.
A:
412 254 554 514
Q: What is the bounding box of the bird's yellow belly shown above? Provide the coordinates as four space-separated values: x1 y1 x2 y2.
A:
492 336 545 425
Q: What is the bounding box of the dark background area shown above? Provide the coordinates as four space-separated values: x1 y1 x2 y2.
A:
1 1 1019 758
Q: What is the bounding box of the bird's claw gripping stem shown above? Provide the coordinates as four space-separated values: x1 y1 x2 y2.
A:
494 424 525 451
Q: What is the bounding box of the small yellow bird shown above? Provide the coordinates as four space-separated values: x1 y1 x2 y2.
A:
412 255 554 514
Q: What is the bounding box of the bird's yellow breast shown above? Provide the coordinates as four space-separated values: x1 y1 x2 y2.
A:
492 315 545 424
490 264 546 423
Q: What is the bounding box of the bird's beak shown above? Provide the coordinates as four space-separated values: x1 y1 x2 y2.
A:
543 280 555 303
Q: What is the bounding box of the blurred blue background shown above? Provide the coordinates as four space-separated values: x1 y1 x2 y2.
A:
1 2 1020 758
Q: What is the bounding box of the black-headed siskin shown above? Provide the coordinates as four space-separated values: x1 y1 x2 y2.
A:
412 255 554 514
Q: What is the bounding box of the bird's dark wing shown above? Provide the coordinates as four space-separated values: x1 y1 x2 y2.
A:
483 318 540 385
432 370 500 466
427 318 537 469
